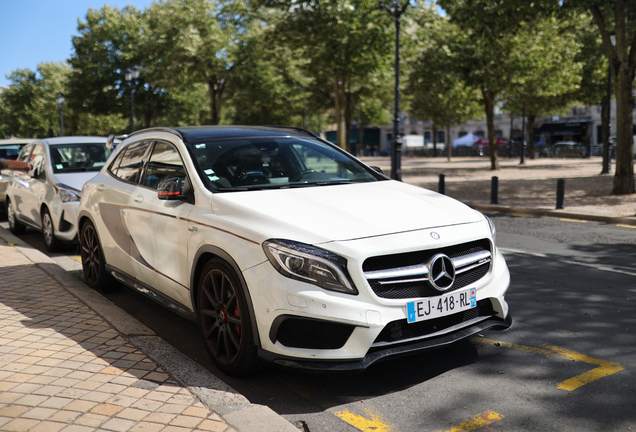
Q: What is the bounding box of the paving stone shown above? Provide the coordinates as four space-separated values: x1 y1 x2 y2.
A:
28 420 66 432
38 397 73 409
22 407 57 420
128 422 164 432
0 405 30 418
100 417 136 432
1 417 40 431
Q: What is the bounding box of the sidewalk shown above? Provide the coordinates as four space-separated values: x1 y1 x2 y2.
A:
361 155 636 225
0 228 298 432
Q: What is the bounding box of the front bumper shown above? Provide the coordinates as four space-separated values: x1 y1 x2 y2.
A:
259 313 512 371
51 200 80 242
243 223 511 365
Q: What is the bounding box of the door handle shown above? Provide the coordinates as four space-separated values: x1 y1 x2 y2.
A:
132 194 144 203
97 183 105 192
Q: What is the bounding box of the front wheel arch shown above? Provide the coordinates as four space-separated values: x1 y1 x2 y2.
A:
191 246 260 349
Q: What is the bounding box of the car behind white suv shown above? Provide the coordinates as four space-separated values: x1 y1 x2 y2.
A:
6 137 112 251
78 126 511 376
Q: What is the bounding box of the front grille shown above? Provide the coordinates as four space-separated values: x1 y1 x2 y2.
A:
275 317 355 350
372 299 494 345
363 239 492 299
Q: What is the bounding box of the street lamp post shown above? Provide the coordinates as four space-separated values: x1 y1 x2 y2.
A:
125 66 140 133
55 94 65 136
602 34 616 175
380 0 409 181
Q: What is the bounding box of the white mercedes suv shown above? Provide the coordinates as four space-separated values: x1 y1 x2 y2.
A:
77 126 511 376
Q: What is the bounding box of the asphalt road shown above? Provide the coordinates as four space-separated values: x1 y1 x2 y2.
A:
2 213 635 431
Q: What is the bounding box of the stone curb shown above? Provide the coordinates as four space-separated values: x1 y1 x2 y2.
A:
467 203 636 226
0 226 298 432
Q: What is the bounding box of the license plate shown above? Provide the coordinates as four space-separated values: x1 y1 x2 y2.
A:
406 288 476 323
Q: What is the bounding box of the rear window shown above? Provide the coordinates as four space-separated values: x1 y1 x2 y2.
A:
50 143 111 173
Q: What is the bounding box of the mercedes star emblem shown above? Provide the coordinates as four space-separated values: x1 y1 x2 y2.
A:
427 254 456 291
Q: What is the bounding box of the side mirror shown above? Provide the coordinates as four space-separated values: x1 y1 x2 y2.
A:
157 177 189 201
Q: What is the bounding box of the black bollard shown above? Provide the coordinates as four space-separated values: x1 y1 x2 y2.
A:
556 178 565 209
491 176 499 204
439 174 445 195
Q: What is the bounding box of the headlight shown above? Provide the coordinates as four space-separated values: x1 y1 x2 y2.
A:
55 184 81 202
484 215 496 244
263 239 357 295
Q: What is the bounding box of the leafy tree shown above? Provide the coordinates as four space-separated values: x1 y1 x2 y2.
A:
502 15 584 160
144 0 246 125
437 0 534 169
405 7 481 160
0 62 70 138
69 4 170 132
582 0 636 194
257 0 394 149
224 12 312 126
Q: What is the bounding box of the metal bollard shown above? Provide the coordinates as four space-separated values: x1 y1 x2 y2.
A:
491 176 499 204
439 174 445 195
556 178 565 209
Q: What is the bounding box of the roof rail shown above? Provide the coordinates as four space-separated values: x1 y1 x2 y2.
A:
266 126 320 140
106 128 184 150
106 134 127 150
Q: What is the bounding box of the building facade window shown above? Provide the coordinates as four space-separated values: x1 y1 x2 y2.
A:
424 131 431 143
437 131 445 143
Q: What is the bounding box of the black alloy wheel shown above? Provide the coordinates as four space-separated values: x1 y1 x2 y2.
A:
198 259 261 376
79 220 114 292
6 199 25 235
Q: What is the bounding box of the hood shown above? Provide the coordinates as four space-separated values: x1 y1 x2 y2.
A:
211 180 483 243
54 172 99 191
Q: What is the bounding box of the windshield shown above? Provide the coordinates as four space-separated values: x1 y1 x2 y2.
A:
0 145 22 160
50 143 112 173
191 137 380 191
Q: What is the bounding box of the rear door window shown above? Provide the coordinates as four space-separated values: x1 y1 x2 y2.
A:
142 141 187 190
110 140 152 183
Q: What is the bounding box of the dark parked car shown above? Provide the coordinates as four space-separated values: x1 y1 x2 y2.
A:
552 141 587 158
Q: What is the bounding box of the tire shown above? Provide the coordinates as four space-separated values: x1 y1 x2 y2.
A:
197 258 262 376
41 207 60 252
6 198 26 235
79 219 116 292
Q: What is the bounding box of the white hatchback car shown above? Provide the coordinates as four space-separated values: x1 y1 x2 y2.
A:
78 126 511 375
6 137 112 251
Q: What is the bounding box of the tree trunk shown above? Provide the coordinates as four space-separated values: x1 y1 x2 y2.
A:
144 111 152 129
432 123 438 157
590 1 635 194
600 94 610 174
334 79 346 150
345 88 353 154
208 80 219 125
446 123 452 162
612 63 635 194
482 88 499 170
527 114 536 160
358 111 365 157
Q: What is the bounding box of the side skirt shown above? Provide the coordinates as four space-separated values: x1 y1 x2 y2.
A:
106 265 197 321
